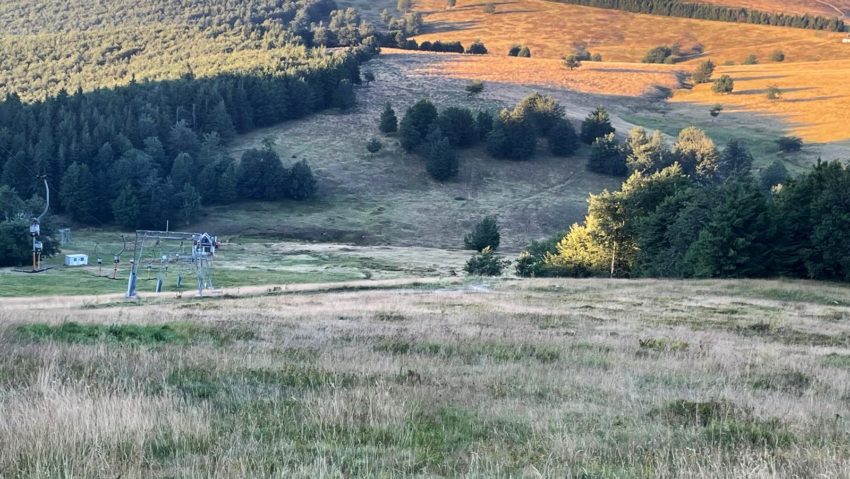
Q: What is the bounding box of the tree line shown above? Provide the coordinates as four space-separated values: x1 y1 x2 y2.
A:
515 133 849 281
548 0 846 31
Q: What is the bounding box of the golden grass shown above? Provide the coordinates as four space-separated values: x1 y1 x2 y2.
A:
1 278 849 476
414 0 850 63
392 49 682 97
673 59 850 142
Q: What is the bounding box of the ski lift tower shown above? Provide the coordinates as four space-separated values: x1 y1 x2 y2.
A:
29 176 50 272
126 230 218 298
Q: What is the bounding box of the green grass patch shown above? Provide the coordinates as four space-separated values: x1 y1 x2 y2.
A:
704 418 794 449
821 353 850 369
15 321 256 346
751 370 812 394
650 399 739 427
638 337 689 353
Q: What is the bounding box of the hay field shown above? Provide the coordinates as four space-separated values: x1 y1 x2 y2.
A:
672 59 850 143
1 278 849 476
414 0 850 64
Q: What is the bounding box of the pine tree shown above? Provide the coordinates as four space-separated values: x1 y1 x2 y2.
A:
689 179 773 278
587 133 627 177
437 107 477 147
289 159 317 200
692 59 715 83
717 139 753 181
170 153 194 187
112 185 140 229
672 127 720 180
464 216 500 251
379 103 398 133
60 162 96 222
426 135 458 181
548 118 579 157
580 107 615 144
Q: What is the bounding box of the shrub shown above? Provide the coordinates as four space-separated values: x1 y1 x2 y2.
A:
590 53 602 61
513 92 565 136
464 246 508 276
760 160 789 191
466 40 488 55
483 2 496 14
771 50 785 62
563 55 581 70
366 138 382 155
776 136 803 153
766 85 782 100
643 45 674 63
508 44 521 56
692 59 715 84
465 80 484 96
288 160 317 200
743 54 758 65
362 71 375 84
379 103 398 133
709 104 723 117
464 216 500 251
518 46 532 58
712 75 734 94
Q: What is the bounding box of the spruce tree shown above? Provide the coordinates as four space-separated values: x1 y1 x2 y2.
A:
60 162 96 222
587 133 627 177
548 118 579 157
426 135 458 181
580 107 615 145
289 160 317 200
464 216 500 251
379 103 398 133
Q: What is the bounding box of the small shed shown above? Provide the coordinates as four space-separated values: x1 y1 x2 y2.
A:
64 254 89 267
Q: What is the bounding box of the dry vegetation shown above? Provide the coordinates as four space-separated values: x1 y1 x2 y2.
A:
414 0 850 64
1 278 849 476
409 0 850 144
673 59 850 143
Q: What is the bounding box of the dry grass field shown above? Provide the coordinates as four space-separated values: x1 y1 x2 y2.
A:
414 0 850 64
409 0 850 145
1 278 849 477
673 59 850 143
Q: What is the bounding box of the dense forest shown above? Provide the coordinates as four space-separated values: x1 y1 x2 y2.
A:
548 0 846 31
0 0 377 260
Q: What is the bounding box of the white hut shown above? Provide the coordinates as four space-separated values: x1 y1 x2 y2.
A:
64 254 89 266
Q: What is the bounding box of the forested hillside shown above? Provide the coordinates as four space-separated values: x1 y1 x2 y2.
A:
0 0 377 262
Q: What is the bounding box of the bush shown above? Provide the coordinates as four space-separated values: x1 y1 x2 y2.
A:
288 160 317 200
643 45 674 64
712 75 734 94
760 160 789 191
379 103 398 133
692 59 715 84
709 104 723 117
743 54 758 65
367 138 382 154
518 46 532 58
508 44 521 56
466 40 488 54
464 216 500 251
590 53 602 61
776 136 803 153
465 80 484 96
548 118 579 157
766 85 782 100
770 50 785 62
464 247 508 276
483 2 496 14
563 55 581 70
580 106 615 144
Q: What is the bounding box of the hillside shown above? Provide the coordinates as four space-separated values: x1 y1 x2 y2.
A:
695 0 850 17
2 278 849 476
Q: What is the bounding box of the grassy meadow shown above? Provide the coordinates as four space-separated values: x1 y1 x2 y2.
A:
1 278 849 476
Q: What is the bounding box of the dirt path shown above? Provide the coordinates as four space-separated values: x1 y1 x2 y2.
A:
815 0 848 18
